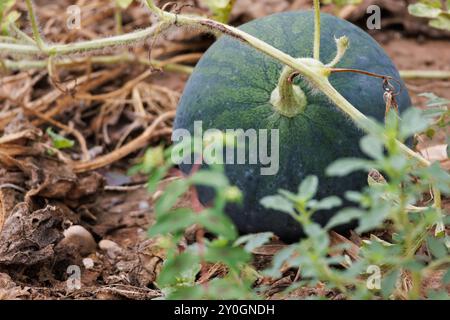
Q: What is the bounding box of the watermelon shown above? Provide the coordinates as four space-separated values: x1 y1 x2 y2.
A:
173 11 411 242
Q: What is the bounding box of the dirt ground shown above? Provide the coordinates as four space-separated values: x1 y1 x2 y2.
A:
0 0 449 299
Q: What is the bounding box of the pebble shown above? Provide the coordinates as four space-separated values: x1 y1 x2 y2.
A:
61 225 97 257
82 258 95 269
99 239 123 259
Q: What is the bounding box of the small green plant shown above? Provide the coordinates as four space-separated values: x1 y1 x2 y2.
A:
130 137 271 299
261 107 450 299
408 0 450 31
133 105 449 300
0 0 19 35
114 0 134 34
46 127 75 150
419 93 450 156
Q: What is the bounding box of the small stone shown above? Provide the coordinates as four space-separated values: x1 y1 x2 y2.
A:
139 201 150 210
82 258 95 269
99 239 123 259
61 225 97 257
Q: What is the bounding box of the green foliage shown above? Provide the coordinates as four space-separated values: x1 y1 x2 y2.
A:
135 102 449 299
262 107 449 299
0 0 19 35
46 127 75 150
419 93 450 149
147 163 266 299
132 136 268 299
408 0 450 31
201 0 235 23
115 0 133 10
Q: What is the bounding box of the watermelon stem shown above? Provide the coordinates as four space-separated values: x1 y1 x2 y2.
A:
270 64 308 117
24 0 46 51
313 0 321 61
325 36 349 68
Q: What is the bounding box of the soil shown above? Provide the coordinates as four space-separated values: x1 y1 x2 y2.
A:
0 0 448 300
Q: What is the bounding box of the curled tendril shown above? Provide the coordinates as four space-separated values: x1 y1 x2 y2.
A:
161 2 194 26
288 67 404 117
382 76 403 97
288 71 300 84
329 68 404 97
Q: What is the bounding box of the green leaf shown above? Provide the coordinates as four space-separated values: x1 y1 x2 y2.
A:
178 263 202 286
169 276 256 300
46 127 75 150
204 246 250 270
427 236 448 259
326 158 373 177
127 163 142 176
345 191 364 203
408 2 450 31
146 166 169 194
0 0 15 26
443 269 450 285
157 252 200 287
115 0 133 9
429 15 450 31
298 175 318 200
408 3 442 18
400 108 430 138
360 135 384 160
426 289 450 300
278 189 301 203
224 186 242 203
384 109 400 135
155 179 190 216
418 162 450 195
381 269 399 299
309 196 342 211
357 204 391 233
264 245 297 278
419 92 450 108
198 209 238 240
326 208 364 230
6 9 19 22
0 0 15 12
148 208 197 236
142 146 165 173
190 170 229 189
304 224 329 253
260 195 295 215
234 232 273 253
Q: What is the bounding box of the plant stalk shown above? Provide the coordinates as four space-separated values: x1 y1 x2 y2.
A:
25 0 46 50
114 5 124 35
400 70 450 80
0 23 166 56
271 64 308 117
313 0 321 61
2 54 194 74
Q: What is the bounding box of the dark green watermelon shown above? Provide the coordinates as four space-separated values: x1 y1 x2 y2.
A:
173 11 411 243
